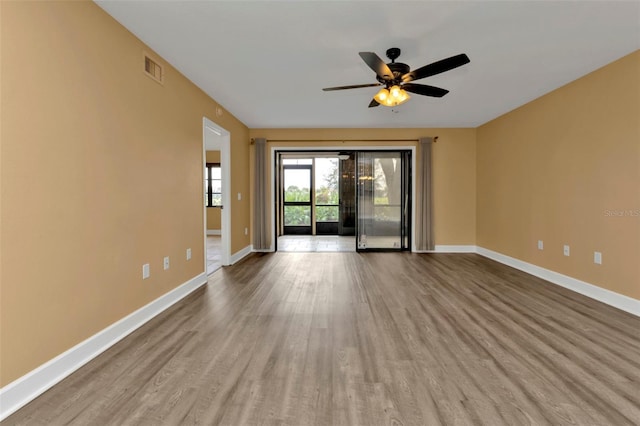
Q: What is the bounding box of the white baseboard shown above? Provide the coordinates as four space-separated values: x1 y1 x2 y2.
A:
436 245 477 253
413 245 478 253
476 247 640 317
206 229 221 236
230 245 253 264
0 273 208 421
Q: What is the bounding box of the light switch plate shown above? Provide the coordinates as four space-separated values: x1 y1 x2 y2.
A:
163 256 170 270
563 245 570 256
537 240 543 250
186 248 192 260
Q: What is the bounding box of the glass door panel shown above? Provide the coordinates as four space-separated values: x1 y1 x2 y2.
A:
356 151 410 250
339 153 356 236
283 165 312 234
315 158 339 235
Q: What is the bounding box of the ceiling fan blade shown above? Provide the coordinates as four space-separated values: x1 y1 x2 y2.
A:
402 53 470 83
322 83 382 91
359 52 394 81
403 83 449 98
368 99 380 108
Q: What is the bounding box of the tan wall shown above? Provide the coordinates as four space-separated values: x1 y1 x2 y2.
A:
207 207 222 230
205 151 221 230
249 128 477 247
477 51 640 299
0 1 249 385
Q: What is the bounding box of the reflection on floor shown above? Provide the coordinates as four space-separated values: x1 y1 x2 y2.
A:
277 235 356 252
207 235 221 274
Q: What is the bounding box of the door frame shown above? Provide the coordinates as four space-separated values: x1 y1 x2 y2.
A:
282 163 313 235
270 146 417 252
203 117 231 267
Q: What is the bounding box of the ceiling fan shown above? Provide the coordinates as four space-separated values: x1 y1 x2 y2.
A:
322 48 470 108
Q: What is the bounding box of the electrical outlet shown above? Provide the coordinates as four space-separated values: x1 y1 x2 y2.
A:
142 264 150 279
186 248 192 260
163 256 170 270
563 245 570 256
537 240 544 250
237 192 242 201
244 227 248 235
594 251 602 265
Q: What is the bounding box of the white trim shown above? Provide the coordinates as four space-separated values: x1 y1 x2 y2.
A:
0 273 208 421
433 245 477 253
230 245 253 264
206 229 221 236
476 247 640 317
203 117 231 267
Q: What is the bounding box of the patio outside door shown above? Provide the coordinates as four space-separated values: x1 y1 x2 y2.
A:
282 164 312 235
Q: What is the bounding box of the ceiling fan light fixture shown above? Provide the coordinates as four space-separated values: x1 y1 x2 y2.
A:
374 88 389 102
374 85 410 107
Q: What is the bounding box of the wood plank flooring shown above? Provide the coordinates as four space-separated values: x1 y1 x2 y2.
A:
4 253 640 425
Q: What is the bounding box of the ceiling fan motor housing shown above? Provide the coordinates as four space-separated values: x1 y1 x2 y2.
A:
376 62 410 85
374 47 410 85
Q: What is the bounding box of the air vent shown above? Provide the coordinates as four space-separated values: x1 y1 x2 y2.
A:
143 52 163 84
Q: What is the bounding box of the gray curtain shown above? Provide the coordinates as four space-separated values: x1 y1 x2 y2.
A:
253 138 269 250
417 137 434 251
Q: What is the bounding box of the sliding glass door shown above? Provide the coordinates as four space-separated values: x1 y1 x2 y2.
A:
276 150 410 251
356 151 411 251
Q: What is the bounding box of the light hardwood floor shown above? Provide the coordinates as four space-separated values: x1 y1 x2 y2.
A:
206 236 222 274
4 253 640 425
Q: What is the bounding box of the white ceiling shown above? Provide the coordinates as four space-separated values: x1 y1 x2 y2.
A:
95 1 639 129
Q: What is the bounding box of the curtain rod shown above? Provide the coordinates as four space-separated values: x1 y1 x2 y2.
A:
250 137 438 144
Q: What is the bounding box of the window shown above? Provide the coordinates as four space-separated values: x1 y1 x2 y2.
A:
205 163 222 207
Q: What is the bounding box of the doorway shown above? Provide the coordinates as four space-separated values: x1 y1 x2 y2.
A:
278 155 349 238
274 150 411 252
203 118 230 272
282 161 313 235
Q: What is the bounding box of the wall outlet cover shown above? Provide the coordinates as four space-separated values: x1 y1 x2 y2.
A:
163 256 170 270
142 264 150 279
563 245 570 256
594 251 602 265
